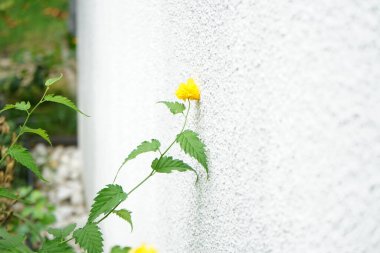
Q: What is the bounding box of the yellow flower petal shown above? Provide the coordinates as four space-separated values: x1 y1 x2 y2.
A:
129 243 158 253
175 78 201 101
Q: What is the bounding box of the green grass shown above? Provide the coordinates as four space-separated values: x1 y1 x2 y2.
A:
0 0 69 57
0 0 78 137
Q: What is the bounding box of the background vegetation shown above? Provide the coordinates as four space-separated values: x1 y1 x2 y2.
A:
0 0 77 137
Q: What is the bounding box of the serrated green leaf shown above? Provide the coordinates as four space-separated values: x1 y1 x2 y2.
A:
47 223 76 240
158 101 186 114
73 223 103 253
0 188 18 200
21 126 51 145
8 145 46 181
0 101 31 114
152 156 198 180
14 101 31 111
44 94 89 116
45 74 63 87
176 130 208 174
113 209 133 231
0 104 16 114
110 246 132 253
125 139 160 162
0 228 33 253
88 184 127 223
39 238 75 253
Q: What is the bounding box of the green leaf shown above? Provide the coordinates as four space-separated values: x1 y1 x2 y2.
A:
0 101 31 114
8 145 45 181
0 104 16 114
113 209 133 231
176 130 208 174
0 188 18 200
152 156 198 179
88 184 127 223
14 101 31 111
47 223 76 240
125 139 160 162
73 223 103 253
0 228 33 253
21 126 51 145
39 238 75 253
45 74 63 87
110 246 132 253
44 94 89 117
158 101 186 114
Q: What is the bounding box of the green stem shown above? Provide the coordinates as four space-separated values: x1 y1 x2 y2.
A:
127 170 155 196
112 99 191 183
160 99 190 158
101 100 191 226
97 170 155 225
0 87 49 167
60 237 74 244
112 161 126 184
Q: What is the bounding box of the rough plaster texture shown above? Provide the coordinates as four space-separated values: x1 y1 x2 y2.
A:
77 0 380 252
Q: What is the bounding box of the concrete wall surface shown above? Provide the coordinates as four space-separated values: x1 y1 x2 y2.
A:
77 1 380 252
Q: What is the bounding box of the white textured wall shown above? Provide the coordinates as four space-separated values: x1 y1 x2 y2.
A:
77 1 380 252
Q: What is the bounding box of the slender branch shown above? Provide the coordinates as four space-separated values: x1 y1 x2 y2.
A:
99 100 192 227
97 170 155 225
60 237 74 244
0 88 50 228
0 87 50 166
0 182 35 226
112 161 126 184
127 170 155 196
160 99 190 158
112 99 191 183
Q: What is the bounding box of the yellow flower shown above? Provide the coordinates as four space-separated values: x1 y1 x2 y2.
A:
175 78 201 101
129 244 158 253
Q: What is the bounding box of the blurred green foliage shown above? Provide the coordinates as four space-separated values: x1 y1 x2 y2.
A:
0 0 69 56
110 246 132 253
0 0 77 137
7 187 56 250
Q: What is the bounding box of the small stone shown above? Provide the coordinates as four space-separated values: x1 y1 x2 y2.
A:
56 164 70 180
71 193 84 205
33 143 48 157
35 156 47 166
69 170 80 180
60 153 71 165
72 205 86 215
55 206 74 222
68 159 82 173
56 186 72 201
50 146 64 163
67 181 82 192
42 168 54 182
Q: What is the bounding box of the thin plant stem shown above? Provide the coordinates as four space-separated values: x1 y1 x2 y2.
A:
0 187 34 226
112 161 126 184
97 170 155 225
65 98 192 248
126 170 155 196
0 87 50 166
160 99 190 158
100 100 192 227
60 237 75 244
112 99 191 183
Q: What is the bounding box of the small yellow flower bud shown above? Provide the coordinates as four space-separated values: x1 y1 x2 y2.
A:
175 78 201 101
129 243 158 253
